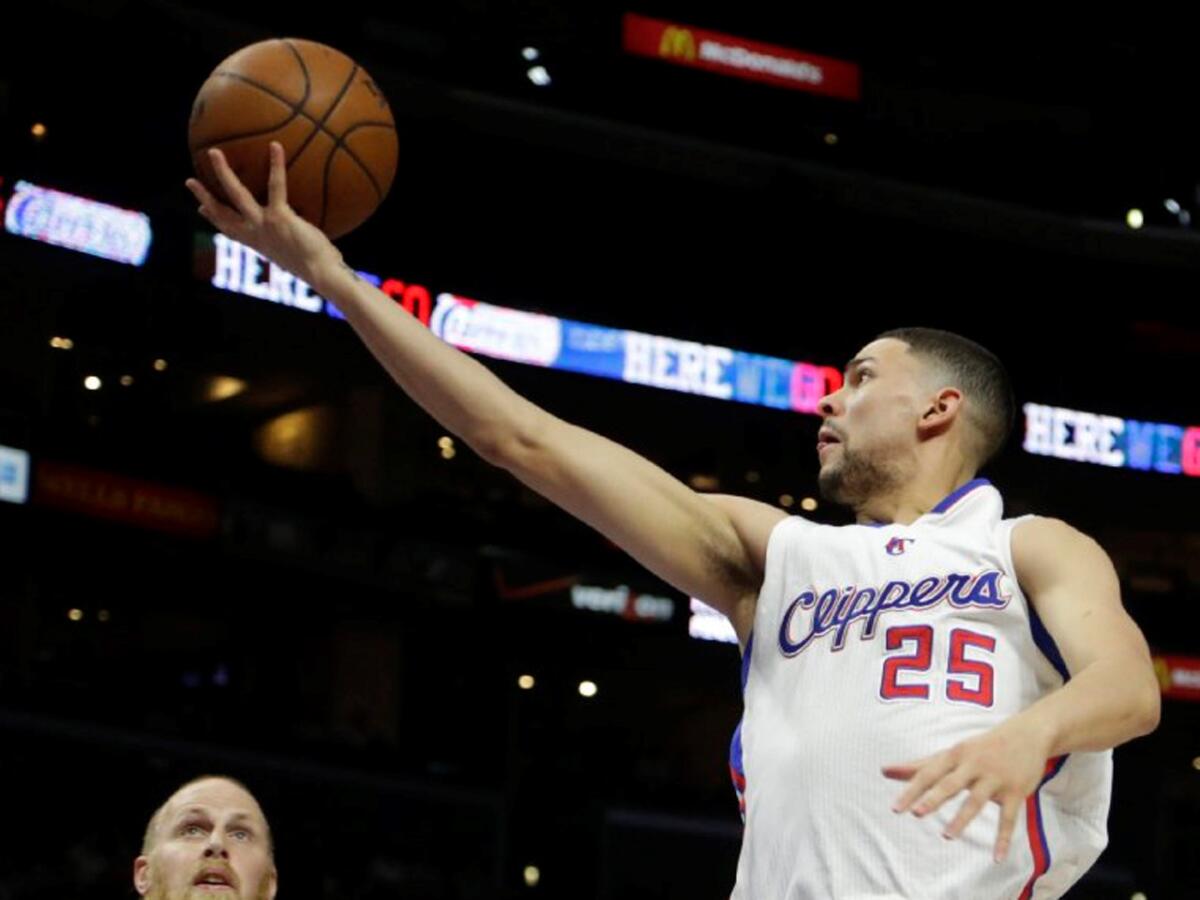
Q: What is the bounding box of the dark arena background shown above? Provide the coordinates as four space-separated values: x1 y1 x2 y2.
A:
1 4 1198 898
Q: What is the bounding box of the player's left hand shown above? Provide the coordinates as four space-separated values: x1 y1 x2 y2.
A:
881 717 1054 862
186 143 342 288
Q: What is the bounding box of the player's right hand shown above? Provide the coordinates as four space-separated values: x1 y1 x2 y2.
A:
883 715 1052 863
185 143 343 288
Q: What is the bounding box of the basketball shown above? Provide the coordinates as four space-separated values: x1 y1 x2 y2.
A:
188 38 398 240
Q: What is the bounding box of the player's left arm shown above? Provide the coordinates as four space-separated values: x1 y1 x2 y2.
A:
1007 516 1161 753
883 516 1160 860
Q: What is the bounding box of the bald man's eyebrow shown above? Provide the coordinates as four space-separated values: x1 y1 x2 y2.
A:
175 807 256 824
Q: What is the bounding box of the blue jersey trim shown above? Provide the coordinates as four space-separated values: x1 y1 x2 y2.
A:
931 477 992 514
856 478 992 527
730 719 745 776
1028 601 1071 682
740 632 754 693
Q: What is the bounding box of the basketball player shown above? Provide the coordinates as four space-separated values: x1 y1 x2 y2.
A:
185 144 1160 898
134 775 276 900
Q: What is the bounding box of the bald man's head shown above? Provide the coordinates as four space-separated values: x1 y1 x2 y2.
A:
134 776 277 900
141 776 273 856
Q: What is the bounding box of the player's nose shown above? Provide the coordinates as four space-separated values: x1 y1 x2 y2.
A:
203 834 230 859
818 390 843 418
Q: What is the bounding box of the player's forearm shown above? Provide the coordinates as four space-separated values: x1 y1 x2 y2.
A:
310 257 546 460
1012 653 1160 756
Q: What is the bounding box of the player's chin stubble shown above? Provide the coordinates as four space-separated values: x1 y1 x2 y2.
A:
818 445 904 508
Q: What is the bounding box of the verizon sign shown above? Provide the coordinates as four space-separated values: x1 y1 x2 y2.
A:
622 12 860 101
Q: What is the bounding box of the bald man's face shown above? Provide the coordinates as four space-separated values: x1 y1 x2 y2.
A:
134 779 277 900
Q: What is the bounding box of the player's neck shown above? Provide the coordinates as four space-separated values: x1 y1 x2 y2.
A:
853 470 977 527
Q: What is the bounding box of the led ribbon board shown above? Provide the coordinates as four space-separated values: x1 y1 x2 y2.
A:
200 235 1200 478
203 234 843 414
0 444 30 504
4 180 152 266
689 598 738 644
1023 403 1200 478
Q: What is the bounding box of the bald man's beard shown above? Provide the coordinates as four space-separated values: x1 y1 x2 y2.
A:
143 879 274 900
818 442 905 509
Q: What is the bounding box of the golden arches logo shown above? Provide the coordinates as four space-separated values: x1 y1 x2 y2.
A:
659 26 696 61
1153 657 1172 692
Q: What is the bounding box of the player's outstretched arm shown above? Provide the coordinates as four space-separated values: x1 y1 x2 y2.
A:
186 143 777 643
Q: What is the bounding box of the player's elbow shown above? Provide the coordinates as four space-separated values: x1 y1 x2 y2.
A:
1121 660 1162 739
474 425 541 471
470 430 514 467
1135 674 1162 737
473 407 554 470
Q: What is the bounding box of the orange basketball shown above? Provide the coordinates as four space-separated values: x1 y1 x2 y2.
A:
188 38 398 240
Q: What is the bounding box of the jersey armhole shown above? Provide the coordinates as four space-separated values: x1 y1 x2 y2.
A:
1001 514 1071 683
745 515 815 651
754 515 806 610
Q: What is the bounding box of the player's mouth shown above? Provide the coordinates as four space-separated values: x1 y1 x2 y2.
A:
817 428 842 457
194 868 237 892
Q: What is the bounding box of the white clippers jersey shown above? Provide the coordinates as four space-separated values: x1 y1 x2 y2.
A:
730 479 1111 900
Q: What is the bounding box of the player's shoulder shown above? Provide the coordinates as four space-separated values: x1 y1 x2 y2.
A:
701 493 792 530
699 493 807 572
1011 514 1097 546
1010 515 1112 582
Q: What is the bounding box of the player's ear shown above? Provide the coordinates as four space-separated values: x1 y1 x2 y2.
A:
917 387 962 438
134 856 152 896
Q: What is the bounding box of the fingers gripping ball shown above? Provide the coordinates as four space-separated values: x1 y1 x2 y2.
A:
188 38 398 239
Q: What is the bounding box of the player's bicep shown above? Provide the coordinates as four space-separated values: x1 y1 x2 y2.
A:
498 414 762 621
699 493 790 637
699 493 789 581
1012 517 1151 675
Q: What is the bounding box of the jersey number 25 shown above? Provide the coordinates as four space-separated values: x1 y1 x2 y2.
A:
879 626 995 707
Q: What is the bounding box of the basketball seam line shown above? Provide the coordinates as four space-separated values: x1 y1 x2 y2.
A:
195 75 393 148
298 63 360 229
193 73 304 148
190 40 315 176
281 39 319 175
282 38 312 99
321 121 393 232
283 39 389 209
329 123 392 205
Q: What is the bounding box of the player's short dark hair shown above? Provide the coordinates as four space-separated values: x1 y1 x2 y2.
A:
876 327 1015 470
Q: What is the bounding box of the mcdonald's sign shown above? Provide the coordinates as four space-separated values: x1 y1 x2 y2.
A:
1154 655 1200 702
658 26 696 61
622 12 860 101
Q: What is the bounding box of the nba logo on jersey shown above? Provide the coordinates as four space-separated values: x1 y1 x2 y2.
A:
885 536 915 555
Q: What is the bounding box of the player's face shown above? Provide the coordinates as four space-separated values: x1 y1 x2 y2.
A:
135 779 277 900
815 338 926 507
